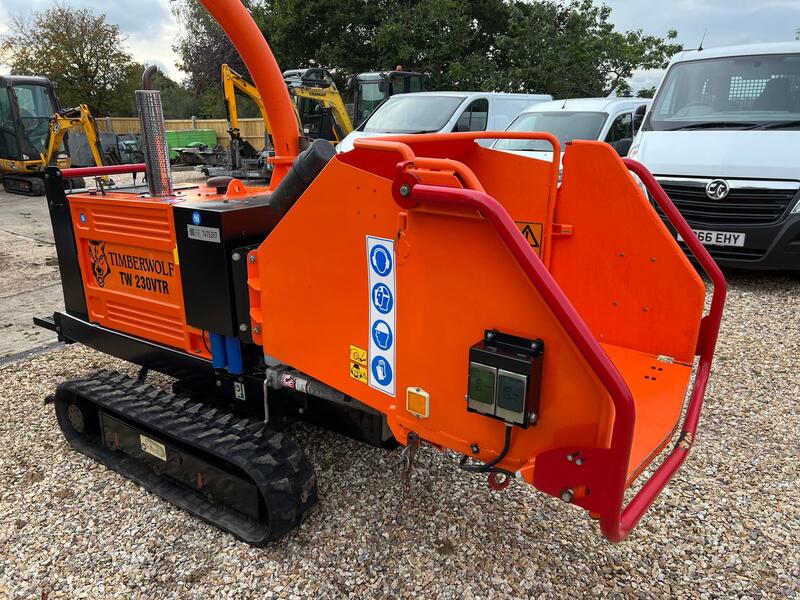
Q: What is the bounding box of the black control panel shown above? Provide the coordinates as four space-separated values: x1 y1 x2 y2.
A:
173 196 280 337
467 329 544 427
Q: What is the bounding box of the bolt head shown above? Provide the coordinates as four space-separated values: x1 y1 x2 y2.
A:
470 444 480 454
239 323 248 332
232 252 241 261
399 183 411 197
215 380 222 387
253 326 261 334
560 489 574 503
248 255 256 263
575 458 584 466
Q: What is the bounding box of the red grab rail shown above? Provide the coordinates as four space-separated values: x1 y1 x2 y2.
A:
619 158 727 537
388 148 725 542
61 163 146 178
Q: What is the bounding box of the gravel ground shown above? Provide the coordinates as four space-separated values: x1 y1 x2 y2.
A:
0 270 797 599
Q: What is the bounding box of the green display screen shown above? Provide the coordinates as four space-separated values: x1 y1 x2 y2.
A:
469 364 496 405
497 373 526 413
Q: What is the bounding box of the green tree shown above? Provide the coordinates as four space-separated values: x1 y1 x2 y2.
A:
172 0 681 106
172 0 256 93
0 2 138 115
494 0 680 97
636 86 657 98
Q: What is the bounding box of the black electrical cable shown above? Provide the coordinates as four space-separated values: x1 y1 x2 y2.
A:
201 330 211 354
459 423 514 475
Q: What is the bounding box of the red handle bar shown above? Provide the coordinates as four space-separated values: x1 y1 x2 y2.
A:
619 158 727 538
61 163 146 178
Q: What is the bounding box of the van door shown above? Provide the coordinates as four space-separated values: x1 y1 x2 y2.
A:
452 97 491 145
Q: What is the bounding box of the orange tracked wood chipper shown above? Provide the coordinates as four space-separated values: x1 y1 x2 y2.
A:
36 0 726 545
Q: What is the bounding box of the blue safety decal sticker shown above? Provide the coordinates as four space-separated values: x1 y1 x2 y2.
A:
366 236 396 396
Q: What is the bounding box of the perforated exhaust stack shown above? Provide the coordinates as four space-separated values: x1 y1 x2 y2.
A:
136 66 173 197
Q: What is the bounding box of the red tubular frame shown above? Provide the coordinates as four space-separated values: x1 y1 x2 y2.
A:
390 153 726 542
619 158 727 537
61 164 146 178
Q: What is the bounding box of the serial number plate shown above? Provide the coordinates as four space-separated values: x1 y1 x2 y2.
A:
678 229 746 247
139 434 167 461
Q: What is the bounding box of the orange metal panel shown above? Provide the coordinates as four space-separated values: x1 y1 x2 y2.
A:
69 191 207 357
550 142 705 365
601 344 690 482
257 155 615 472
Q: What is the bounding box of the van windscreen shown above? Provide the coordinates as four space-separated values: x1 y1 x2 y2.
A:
647 53 800 131
493 111 606 151
362 95 465 134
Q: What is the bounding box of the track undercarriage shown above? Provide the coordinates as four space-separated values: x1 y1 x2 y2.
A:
54 369 317 545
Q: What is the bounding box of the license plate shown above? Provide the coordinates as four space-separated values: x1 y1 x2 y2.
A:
678 229 746 247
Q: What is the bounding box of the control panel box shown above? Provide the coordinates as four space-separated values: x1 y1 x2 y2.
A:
173 196 280 337
467 329 544 427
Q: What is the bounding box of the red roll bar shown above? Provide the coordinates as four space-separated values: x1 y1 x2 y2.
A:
61 163 146 178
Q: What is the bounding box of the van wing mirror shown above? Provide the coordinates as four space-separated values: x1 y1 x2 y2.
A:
633 104 647 132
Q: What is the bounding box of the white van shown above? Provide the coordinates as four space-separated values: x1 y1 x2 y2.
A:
337 91 552 153
630 42 800 271
492 97 651 163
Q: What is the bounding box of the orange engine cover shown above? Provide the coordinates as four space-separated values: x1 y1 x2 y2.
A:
69 191 206 356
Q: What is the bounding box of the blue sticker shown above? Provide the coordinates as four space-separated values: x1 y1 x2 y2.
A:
371 283 393 314
371 319 393 351
79 213 87 223
369 245 393 277
192 211 201 226
371 356 393 386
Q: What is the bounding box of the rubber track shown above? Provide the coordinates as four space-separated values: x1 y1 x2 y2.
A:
54 369 317 545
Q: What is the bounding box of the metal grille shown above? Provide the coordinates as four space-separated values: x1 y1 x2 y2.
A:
658 183 797 226
677 240 765 263
135 90 173 197
729 75 800 108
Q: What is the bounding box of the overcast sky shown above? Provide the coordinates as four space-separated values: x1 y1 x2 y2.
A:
1 0 799 88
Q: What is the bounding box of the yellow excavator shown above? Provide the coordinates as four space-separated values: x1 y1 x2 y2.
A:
282 67 353 142
0 75 103 195
212 64 354 180
223 63 353 145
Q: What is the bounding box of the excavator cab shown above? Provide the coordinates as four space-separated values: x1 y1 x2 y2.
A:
282 68 351 142
0 77 68 176
0 75 102 195
349 70 425 125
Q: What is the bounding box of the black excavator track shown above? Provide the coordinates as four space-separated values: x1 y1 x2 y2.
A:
2 175 46 196
54 369 317 546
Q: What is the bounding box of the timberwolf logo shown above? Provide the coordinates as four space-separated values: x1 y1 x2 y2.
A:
87 240 111 287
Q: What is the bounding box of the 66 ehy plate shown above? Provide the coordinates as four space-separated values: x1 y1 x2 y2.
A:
678 229 746 247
